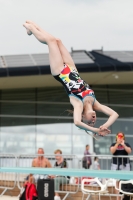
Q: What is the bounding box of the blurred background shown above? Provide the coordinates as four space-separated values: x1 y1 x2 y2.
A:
0 0 133 156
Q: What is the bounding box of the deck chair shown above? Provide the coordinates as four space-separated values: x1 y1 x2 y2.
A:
81 177 123 200
115 180 133 200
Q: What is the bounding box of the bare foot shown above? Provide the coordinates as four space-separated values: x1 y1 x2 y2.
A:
23 23 32 35
26 20 36 25
23 21 47 45
26 20 40 31
26 29 32 35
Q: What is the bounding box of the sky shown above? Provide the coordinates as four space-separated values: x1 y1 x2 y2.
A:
0 0 133 55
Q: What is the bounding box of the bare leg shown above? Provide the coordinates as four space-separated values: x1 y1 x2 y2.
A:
115 181 121 200
23 22 64 75
56 38 76 69
55 192 60 196
25 21 77 69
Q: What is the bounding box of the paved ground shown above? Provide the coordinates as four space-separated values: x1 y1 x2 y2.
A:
1 196 18 200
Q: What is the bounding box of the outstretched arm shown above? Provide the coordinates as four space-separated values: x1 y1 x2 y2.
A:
94 101 119 128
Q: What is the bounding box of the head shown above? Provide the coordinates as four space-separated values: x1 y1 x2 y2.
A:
86 144 90 151
37 148 44 159
94 157 98 161
54 149 62 161
82 110 96 127
116 132 125 142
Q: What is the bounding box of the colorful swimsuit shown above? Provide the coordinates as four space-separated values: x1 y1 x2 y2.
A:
54 64 96 103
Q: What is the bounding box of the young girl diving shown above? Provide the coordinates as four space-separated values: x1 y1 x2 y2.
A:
23 21 119 136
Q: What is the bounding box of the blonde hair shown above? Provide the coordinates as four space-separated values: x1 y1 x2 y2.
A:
54 149 62 154
66 109 73 115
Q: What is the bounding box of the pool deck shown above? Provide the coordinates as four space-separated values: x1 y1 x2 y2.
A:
1 196 18 200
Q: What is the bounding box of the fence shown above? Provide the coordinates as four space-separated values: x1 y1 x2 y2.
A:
0 154 17 196
0 154 80 198
17 154 80 199
80 154 133 170
0 153 133 198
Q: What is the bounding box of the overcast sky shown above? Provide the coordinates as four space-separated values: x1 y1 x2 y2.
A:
0 0 133 55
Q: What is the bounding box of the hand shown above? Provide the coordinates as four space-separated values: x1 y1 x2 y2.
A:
98 127 111 136
99 125 109 130
120 140 125 146
116 138 124 145
116 139 122 145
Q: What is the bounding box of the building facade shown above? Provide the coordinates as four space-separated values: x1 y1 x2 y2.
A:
0 50 133 155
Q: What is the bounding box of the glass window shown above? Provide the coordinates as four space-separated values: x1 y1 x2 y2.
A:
0 124 36 154
0 85 133 155
36 122 72 154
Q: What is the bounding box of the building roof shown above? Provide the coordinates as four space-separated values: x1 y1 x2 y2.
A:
0 50 133 77
0 50 133 89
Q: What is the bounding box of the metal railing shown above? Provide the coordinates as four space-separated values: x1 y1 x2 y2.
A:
80 154 133 170
0 153 133 199
0 154 17 196
16 154 80 199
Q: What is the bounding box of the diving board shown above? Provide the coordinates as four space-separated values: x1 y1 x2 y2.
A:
0 167 132 180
